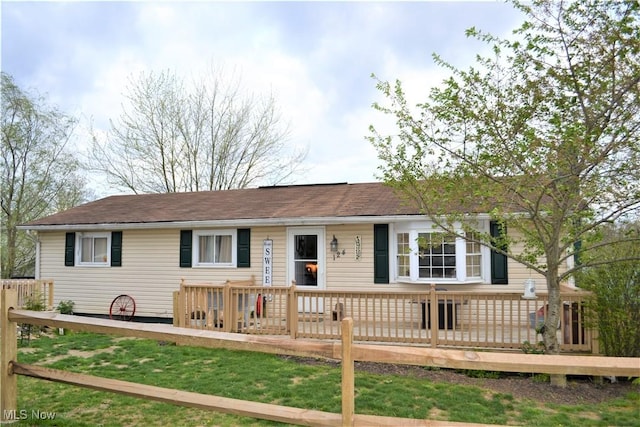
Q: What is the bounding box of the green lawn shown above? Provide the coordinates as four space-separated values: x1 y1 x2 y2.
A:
10 331 640 426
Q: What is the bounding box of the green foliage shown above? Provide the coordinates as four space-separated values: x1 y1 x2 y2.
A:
370 0 640 354
531 373 550 383
458 369 502 379
19 291 46 345
24 291 46 311
521 340 545 355
577 224 640 357
1 72 89 278
56 300 75 315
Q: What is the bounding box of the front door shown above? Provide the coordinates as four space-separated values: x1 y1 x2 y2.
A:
288 227 325 312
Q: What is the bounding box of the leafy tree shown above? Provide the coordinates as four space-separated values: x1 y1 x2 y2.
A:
370 0 640 353
88 68 307 194
578 223 639 357
1 72 88 278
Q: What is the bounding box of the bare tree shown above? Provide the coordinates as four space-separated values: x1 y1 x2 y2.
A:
1 72 89 278
88 68 306 194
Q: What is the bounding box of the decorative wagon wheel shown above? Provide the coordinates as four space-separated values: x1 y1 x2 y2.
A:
109 294 136 321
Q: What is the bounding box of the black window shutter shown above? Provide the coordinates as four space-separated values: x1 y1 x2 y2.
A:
490 221 508 284
237 228 251 268
179 230 192 268
373 224 389 284
111 231 123 267
64 232 75 266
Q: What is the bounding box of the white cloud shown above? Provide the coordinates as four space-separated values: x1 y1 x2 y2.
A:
2 1 526 196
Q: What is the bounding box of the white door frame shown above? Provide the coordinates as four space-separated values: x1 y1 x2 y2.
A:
287 226 326 312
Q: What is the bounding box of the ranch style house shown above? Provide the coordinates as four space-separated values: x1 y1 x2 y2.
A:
21 181 561 322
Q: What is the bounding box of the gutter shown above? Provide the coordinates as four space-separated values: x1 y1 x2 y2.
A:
18 213 498 232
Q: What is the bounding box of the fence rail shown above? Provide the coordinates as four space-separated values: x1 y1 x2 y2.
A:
1 279 54 310
175 280 595 353
2 289 639 426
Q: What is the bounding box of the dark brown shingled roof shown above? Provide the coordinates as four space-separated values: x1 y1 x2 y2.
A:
24 182 431 228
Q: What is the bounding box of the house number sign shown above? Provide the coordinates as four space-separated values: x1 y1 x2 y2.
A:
263 239 273 287
355 235 362 261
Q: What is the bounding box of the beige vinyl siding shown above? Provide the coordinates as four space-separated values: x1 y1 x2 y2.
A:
249 227 289 286
502 227 559 292
37 222 570 319
39 227 294 318
325 224 375 290
40 230 182 318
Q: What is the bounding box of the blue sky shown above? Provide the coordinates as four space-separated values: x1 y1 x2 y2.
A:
2 1 524 197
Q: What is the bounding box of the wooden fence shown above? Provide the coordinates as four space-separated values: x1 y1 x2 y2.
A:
175 280 596 353
1 279 54 310
2 288 639 426
3 288 640 426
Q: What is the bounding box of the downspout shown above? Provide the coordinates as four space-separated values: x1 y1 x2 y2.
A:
34 231 41 279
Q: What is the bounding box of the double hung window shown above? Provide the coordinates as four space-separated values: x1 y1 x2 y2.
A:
465 232 482 279
193 230 236 267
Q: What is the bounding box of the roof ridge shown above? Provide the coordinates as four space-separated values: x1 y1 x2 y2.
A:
258 182 349 189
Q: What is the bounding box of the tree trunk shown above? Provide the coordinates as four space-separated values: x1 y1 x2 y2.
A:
543 268 562 354
3 226 17 279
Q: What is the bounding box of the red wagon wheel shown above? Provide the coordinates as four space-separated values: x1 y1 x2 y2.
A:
109 294 136 321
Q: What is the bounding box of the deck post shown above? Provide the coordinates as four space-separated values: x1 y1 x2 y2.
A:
172 291 179 327
47 279 54 310
223 283 232 333
178 279 186 328
289 282 297 339
341 317 354 427
1 289 18 424
429 284 438 348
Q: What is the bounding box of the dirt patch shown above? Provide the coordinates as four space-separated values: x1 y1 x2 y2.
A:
279 355 638 406
40 346 120 365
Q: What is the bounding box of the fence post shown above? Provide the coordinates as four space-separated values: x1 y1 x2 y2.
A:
430 284 438 348
1 289 18 423
341 317 354 427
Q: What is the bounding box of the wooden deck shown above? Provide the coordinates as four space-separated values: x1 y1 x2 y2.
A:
178 281 594 353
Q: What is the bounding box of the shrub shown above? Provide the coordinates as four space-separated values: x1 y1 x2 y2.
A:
577 224 640 357
20 291 46 345
57 300 75 314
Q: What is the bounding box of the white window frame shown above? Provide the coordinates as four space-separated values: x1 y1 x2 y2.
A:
391 221 490 284
465 231 483 280
76 232 110 267
193 229 237 268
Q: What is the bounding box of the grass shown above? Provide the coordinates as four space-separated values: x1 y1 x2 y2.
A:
9 330 640 426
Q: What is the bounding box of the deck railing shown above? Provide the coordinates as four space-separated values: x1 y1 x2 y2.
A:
174 280 594 353
1 279 54 310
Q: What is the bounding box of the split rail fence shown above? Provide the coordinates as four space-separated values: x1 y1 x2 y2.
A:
3 289 639 426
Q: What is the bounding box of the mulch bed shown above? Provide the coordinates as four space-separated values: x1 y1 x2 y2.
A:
280 355 638 405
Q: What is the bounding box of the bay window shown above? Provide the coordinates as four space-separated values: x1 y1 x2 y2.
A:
396 232 411 277
465 232 483 278
418 233 457 278
393 223 488 284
